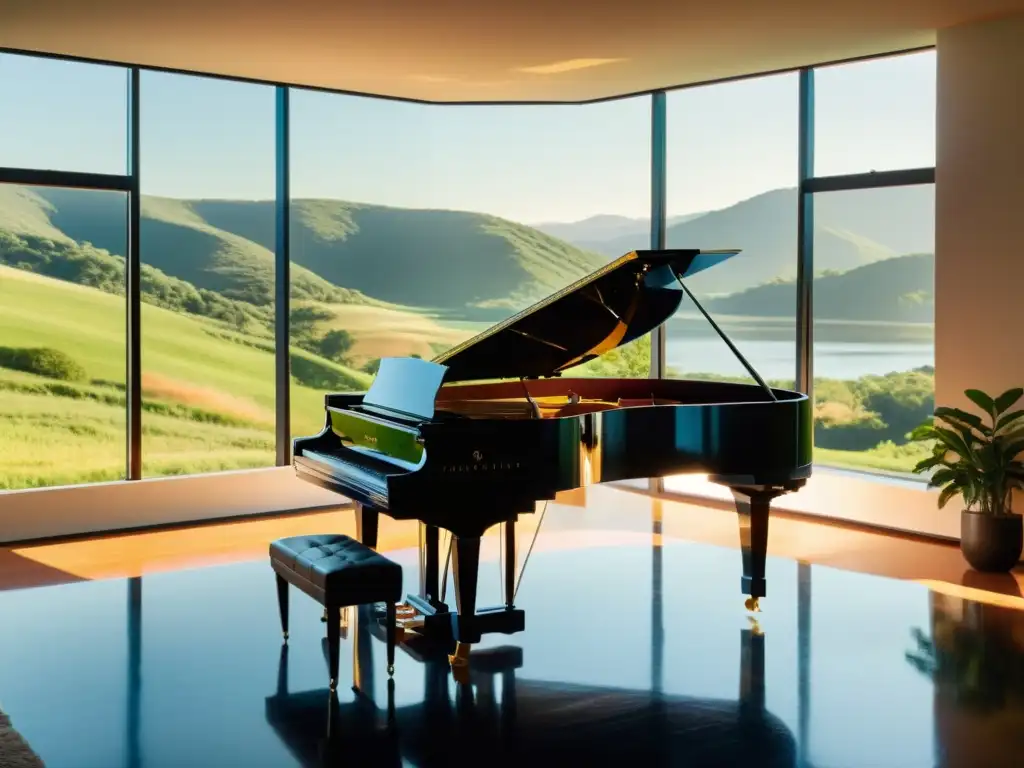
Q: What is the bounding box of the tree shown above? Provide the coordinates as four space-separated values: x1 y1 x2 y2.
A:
318 329 354 363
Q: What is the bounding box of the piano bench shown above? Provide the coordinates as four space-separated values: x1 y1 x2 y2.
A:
269 534 403 692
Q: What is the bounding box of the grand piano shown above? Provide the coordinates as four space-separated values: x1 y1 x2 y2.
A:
293 249 812 663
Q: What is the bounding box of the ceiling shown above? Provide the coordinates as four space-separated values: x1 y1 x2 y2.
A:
1 0 1022 102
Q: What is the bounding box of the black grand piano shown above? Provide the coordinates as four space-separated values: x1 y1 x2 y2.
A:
293 249 812 661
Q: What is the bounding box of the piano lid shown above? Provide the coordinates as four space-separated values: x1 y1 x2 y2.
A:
435 249 739 383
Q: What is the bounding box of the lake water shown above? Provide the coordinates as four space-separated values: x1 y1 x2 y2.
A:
664 314 934 381
666 337 934 382
444 314 934 382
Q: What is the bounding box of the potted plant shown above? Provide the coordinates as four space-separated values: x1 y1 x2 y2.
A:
911 387 1024 572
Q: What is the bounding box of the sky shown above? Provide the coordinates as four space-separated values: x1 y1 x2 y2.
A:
0 50 936 223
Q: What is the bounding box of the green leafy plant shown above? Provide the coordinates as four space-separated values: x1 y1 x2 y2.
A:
911 387 1024 515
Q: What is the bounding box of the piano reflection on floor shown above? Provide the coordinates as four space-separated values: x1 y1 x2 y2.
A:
264 606 796 768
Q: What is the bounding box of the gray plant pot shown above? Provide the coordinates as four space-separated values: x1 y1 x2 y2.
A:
960 509 1023 572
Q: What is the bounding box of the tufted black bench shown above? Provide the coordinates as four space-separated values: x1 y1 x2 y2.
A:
270 534 403 691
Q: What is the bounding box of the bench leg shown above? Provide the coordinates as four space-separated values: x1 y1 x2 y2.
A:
386 601 396 676
326 604 340 691
275 573 289 641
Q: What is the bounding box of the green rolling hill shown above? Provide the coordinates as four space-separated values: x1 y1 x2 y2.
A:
706 253 935 322
0 264 370 488
283 201 606 314
28 187 373 307
10 187 607 318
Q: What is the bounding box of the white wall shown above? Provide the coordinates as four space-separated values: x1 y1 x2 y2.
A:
0 467 344 544
935 14 1024 412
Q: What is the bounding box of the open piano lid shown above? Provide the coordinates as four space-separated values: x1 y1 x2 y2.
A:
435 249 740 383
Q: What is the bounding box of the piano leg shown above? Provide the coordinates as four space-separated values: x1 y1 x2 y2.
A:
739 625 766 720
503 520 516 609
354 503 379 550
732 488 771 611
451 535 481 644
421 523 441 606
449 535 480 681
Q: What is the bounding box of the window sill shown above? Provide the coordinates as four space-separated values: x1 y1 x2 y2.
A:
660 464 957 542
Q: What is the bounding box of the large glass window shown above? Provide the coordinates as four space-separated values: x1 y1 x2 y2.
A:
288 93 651 439
0 53 128 175
0 185 128 489
811 184 935 474
814 51 936 177
139 72 277 477
664 74 799 388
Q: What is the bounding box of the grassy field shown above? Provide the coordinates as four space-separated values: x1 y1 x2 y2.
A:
0 266 372 488
0 265 928 490
815 444 931 476
294 299 472 363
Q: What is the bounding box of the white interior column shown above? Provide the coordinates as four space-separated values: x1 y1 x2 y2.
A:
935 14 1024 409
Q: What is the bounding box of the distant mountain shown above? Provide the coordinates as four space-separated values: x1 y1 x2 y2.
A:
534 212 706 253
532 211 708 253
575 185 934 296
592 189 900 296
706 253 934 323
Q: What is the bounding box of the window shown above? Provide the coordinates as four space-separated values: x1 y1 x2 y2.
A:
814 51 936 177
664 74 799 389
288 92 651 439
0 53 128 175
0 185 128 489
139 72 277 477
811 185 935 475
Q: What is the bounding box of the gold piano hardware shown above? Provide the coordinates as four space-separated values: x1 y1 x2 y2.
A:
441 461 522 472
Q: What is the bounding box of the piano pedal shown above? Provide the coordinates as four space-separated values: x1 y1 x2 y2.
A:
744 596 761 613
395 602 418 618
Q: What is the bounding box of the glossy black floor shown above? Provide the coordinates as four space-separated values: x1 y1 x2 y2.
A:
1 535 1022 768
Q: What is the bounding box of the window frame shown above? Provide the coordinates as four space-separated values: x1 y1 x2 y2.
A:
0 45 938 543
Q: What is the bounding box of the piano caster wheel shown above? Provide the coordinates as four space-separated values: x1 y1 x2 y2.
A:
387 664 395 677
448 641 471 683
744 597 761 613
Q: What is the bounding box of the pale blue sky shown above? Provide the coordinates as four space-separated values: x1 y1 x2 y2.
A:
0 50 935 222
